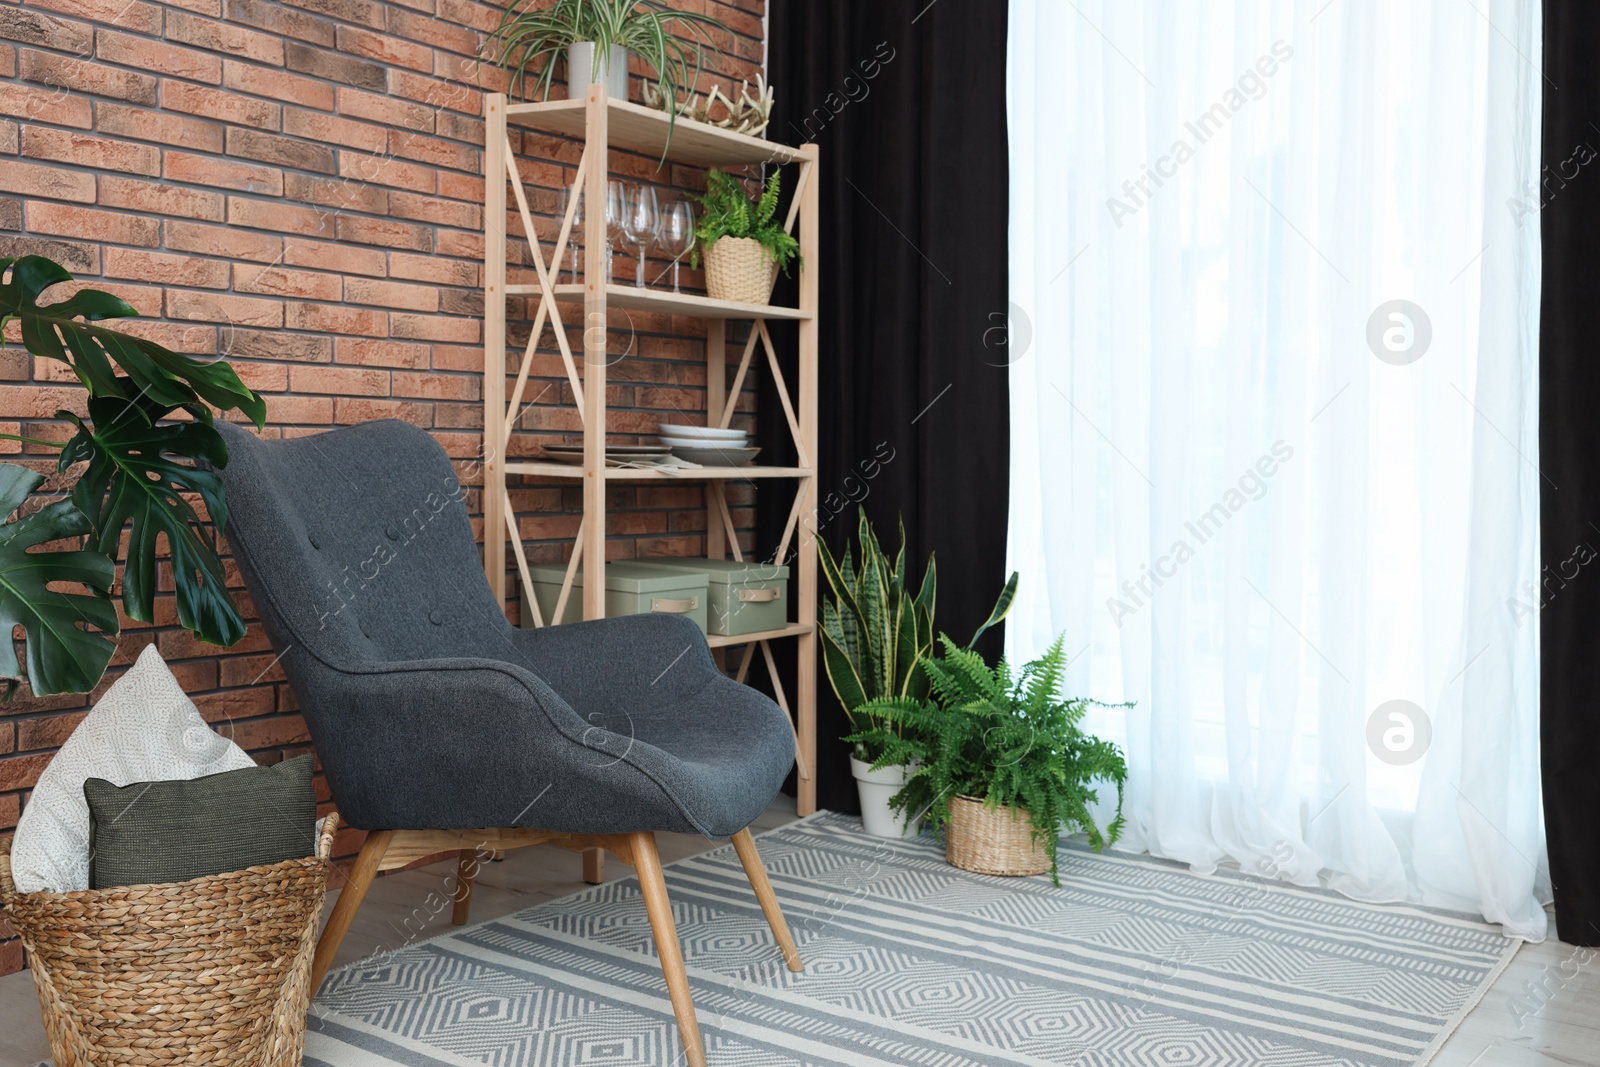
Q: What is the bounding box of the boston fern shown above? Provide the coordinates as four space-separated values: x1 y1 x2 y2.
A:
847 635 1129 883
0 255 265 699
690 169 801 275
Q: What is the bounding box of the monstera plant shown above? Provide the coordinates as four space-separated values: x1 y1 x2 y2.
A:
0 255 265 699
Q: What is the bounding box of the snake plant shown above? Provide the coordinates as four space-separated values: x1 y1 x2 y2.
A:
485 0 729 154
0 255 265 699
817 508 1018 759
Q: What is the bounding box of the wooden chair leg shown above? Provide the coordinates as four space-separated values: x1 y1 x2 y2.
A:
583 847 605 884
311 829 392 993
630 831 706 1067
731 829 803 973
451 848 477 926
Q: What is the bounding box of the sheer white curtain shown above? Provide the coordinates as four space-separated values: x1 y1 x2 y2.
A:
1007 0 1546 939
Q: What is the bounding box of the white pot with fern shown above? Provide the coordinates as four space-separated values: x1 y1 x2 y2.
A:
819 509 1018 839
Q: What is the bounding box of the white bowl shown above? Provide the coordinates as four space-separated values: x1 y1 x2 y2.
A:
659 435 747 449
671 445 761 467
657 423 749 441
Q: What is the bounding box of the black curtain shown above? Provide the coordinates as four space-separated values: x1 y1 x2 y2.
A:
760 1 1012 813
1541 0 1600 946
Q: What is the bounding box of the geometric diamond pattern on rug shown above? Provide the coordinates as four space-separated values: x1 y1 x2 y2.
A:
307 812 1517 1067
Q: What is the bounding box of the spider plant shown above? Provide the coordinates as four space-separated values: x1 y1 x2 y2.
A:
485 0 729 157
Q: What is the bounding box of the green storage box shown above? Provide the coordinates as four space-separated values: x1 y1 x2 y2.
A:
522 562 709 633
626 557 791 636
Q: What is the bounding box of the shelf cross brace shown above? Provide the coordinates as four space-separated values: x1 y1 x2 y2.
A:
715 322 809 469
758 321 810 468
774 479 810 566
550 515 587 626
503 490 543 629
502 141 588 449
716 326 764 431
783 158 813 237
712 489 744 563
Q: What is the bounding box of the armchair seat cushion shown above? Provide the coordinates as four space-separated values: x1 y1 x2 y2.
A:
593 669 795 837
507 612 796 837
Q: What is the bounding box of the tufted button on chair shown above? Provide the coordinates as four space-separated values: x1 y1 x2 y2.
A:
214 419 803 1067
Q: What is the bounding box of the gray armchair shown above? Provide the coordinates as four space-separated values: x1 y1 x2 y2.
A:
215 419 802 1067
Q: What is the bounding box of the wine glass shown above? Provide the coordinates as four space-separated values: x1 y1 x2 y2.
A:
657 200 695 293
606 179 631 282
623 185 659 288
559 184 583 284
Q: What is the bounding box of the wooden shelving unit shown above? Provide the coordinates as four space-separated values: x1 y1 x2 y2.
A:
481 86 820 818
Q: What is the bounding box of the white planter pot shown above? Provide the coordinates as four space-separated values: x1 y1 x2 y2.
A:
850 757 924 839
567 42 629 102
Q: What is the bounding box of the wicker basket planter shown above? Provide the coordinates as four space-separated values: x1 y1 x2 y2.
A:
0 812 338 1067
703 236 777 304
944 795 1051 877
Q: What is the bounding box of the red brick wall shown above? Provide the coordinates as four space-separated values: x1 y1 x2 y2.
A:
0 0 765 975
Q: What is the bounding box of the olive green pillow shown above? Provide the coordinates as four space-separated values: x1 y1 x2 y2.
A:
84 754 317 889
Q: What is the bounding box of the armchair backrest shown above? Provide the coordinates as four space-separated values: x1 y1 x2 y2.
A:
215 419 508 668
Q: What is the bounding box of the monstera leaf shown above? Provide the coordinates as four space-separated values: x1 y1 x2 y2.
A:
59 394 243 647
0 256 262 698
0 255 265 426
0 464 119 699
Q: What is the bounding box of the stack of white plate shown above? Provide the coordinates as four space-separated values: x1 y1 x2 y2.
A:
657 423 761 467
543 443 671 465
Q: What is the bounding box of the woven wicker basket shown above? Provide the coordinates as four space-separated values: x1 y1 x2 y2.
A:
703 236 778 304
0 812 338 1067
944 795 1051 877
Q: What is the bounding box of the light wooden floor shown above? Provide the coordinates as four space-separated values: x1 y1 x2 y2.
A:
0 800 1594 1067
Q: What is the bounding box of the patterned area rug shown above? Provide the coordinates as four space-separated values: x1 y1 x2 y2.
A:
304 812 1517 1067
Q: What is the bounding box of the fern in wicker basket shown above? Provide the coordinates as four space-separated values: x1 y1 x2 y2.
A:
846 635 1129 883
690 169 801 275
